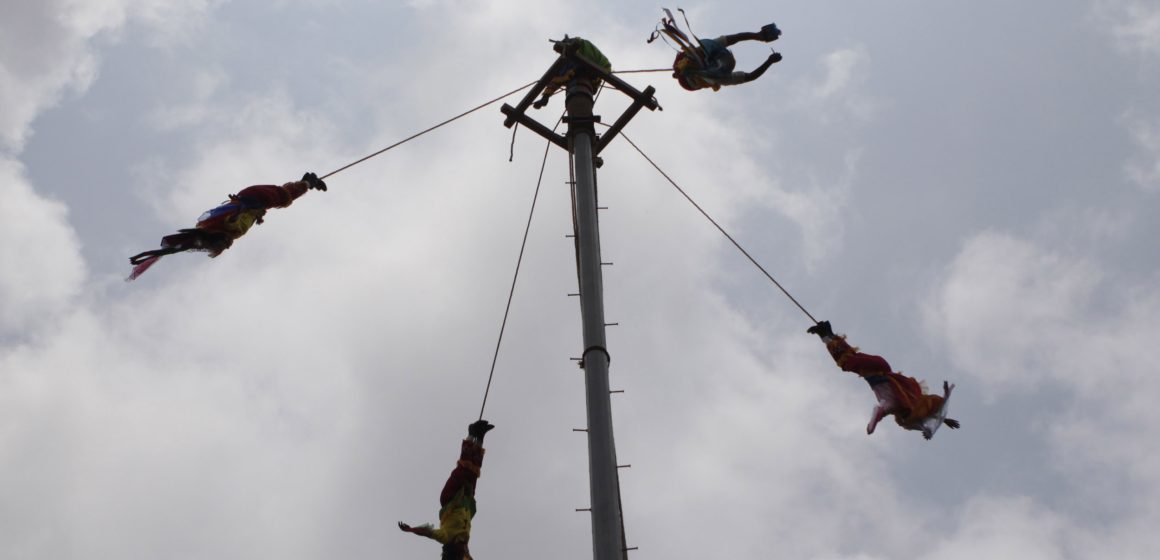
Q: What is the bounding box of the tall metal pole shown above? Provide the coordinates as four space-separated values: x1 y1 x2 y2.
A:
566 81 624 560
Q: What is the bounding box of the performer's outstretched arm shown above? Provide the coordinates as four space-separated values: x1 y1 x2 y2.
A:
398 522 436 539
718 23 781 46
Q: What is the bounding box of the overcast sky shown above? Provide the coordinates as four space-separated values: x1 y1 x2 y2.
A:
2 1 1159 559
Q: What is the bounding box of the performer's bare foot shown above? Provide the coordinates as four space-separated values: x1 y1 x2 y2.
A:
867 405 887 434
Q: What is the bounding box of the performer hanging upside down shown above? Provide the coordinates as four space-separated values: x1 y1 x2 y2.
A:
807 321 960 439
649 8 783 92
399 420 495 560
127 172 327 280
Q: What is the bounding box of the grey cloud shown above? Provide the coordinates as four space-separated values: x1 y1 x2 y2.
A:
0 1 98 152
0 0 221 152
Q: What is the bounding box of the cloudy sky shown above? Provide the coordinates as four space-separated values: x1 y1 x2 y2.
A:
2 1 1159 558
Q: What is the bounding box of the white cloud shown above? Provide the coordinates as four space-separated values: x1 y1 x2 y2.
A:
56 0 224 47
791 46 876 124
918 497 1068 560
816 48 866 99
1095 0 1160 57
129 0 226 47
0 304 359 560
1 64 590 557
769 148 858 267
0 3 99 152
1 37 872 555
926 230 1160 404
633 336 925 560
1125 114 1160 192
0 159 86 334
147 67 229 131
9 2 1160 558
924 229 1160 556
924 232 1104 392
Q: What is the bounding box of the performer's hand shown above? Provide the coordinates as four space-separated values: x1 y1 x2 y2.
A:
768 51 783 63
943 381 955 396
533 96 549 109
398 522 413 532
944 418 960 430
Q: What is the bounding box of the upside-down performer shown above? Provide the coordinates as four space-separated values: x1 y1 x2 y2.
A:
808 321 960 439
398 420 495 560
127 172 327 280
648 8 783 92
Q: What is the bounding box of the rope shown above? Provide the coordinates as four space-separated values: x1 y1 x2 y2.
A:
612 68 671 74
478 112 565 421
320 80 538 180
508 123 519 162
614 129 819 324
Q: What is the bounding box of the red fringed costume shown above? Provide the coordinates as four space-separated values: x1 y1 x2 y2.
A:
824 336 945 430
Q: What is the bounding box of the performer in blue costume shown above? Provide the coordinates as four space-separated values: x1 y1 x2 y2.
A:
650 9 782 91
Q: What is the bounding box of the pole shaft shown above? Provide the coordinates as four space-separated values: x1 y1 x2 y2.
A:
566 82 623 560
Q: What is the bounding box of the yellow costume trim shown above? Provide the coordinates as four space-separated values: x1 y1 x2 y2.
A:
222 209 264 237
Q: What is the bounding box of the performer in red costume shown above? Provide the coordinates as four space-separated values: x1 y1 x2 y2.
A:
808 321 960 439
399 420 495 560
127 172 326 280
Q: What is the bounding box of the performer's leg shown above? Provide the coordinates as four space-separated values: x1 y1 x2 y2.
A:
719 31 763 46
721 23 780 46
843 353 893 375
129 247 183 265
439 440 484 507
866 381 898 434
161 229 233 257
